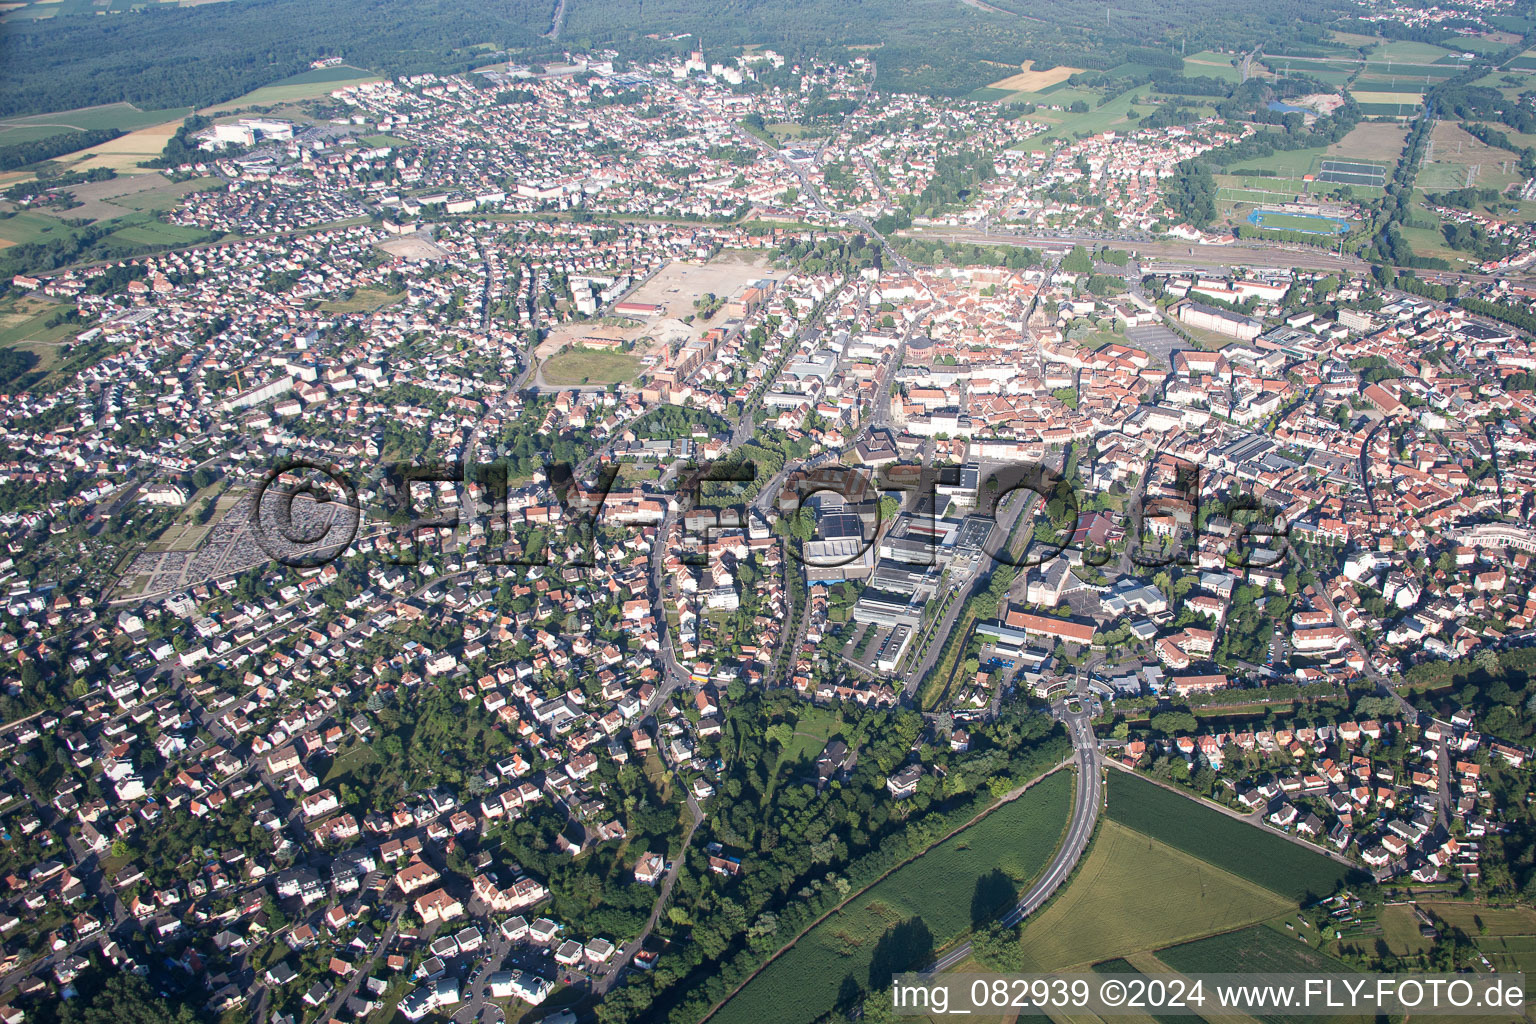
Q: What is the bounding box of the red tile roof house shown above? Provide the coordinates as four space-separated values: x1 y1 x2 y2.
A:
1002 609 1097 646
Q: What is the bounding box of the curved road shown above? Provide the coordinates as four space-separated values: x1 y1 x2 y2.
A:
927 709 1101 973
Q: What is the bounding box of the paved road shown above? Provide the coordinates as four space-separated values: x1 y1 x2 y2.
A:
1434 721 1453 830
927 708 1100 972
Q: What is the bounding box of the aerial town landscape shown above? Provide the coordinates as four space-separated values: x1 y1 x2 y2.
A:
8 0 1536 1021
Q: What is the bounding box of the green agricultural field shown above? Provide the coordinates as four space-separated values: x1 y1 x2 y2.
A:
1421 901 1536 984
1183 51 1241 82
1092 959 1187 1024
1010 820 1290 970
1155 924 1363 1024
1370 39 1458 63
203 65 381 113
1350 77 1431 93
1013 86 1102 108
539 347 641 386
0 209 74 247
1013 88 1146 151
712 771 1073 1024
1261 58 1359 87
1105 771 1353 903
1506 49 1536 71
1452 36 1515 56
0 101 191 147
1362 60 1458 78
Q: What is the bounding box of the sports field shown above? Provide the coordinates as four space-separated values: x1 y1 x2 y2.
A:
1419 120 1524 191
1316 157 1387 187
1247 209 1349 235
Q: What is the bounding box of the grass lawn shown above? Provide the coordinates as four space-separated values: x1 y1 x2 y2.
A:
773 705 841 772
1218 142 1329 178
318 286 405 314
540 347 640 386
1449 36 1512 56
104 218 213 247
363 135 410 148
766 122 815 138
1006 820 1291 970
1377 903 1432 957
1396 221 1469 266
1105 771 1353 903
323 743 380 785
1072 327 1127 351
1325 121 1408 163
0 307 77 348
1330 30 1384 47
1007 86 1102 109
712 770 1073 1024
1177 322 1243 351
1420 121 1524 192
642 747 673 803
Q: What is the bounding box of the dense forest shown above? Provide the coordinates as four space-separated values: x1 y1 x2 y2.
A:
2 0 1358 116
0 0 556 117
564 0 1360 95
